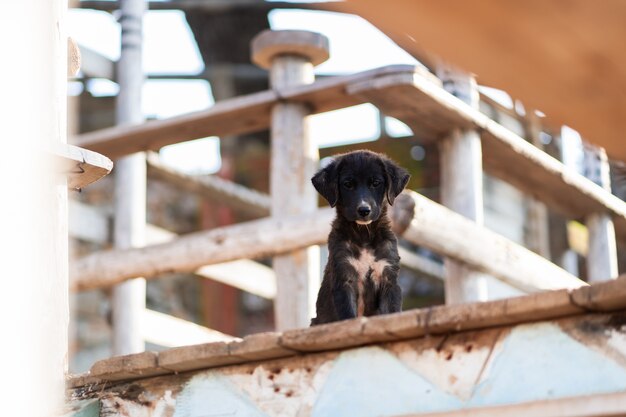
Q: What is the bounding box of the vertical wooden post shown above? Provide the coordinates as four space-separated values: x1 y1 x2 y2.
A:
437 65 488 304
525 110 552 259
585 147 618 282
251 30 329 330
112 0 147 355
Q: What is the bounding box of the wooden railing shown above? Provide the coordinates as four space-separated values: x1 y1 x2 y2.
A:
71 32 623 332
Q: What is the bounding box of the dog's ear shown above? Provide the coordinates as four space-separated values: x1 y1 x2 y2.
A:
311 159 339 207
383 158 410 205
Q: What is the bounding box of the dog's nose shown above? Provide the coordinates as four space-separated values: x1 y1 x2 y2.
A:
357 205 371 217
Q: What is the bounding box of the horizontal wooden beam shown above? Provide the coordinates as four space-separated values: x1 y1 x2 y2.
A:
146 152 270 218
73 65 418 160
70 209 335 292
69 200 441 296
392 191 586 293
72 191 584 293
69 202 277 298
348 71 626 242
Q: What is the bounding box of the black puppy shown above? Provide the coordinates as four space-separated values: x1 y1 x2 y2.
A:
310 150 410 325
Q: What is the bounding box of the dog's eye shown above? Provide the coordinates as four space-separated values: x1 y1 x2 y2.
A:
343 180 354 189
371 179 382 187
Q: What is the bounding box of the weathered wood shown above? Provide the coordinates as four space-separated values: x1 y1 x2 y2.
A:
111 0 146 356
159 341 240 372
72 191 584 293
524 109 552 259
252 30 329 330
437 67 489 304
585 147 619 282
146 151 270 218
69 201 439 292
67 277 625 389
73 65 413 159
393 191 586 293
70 209 335 292
89 351 168 382
281 318 369 352
51 143 113 190
347 71 626 243
228 332 295 361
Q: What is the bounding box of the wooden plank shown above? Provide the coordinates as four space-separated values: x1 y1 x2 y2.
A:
67 277 626 387
89 351 168 382
51 143 113 190
228 332 295 361
348 71 626 243
146 151 270 218
73 65 415 160
158 341 240 372
281 318 369 352
396 391 626 417
570 274 626 311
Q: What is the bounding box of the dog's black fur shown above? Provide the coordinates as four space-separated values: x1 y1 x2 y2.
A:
310 150 410 325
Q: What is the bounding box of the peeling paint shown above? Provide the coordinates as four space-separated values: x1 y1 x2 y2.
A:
67 313 626 417
312 347 462 417
392 331 501 401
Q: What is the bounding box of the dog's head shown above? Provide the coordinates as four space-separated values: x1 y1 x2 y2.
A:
312 150 410 224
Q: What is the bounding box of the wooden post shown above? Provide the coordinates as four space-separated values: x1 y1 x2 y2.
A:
436 65 488 304
585 147 618 282
525 110 552 259
112 0 147 355
251 30 329 330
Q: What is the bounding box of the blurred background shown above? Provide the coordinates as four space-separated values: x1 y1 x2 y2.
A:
67 0 626 374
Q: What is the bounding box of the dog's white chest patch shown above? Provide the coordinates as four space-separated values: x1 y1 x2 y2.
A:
347 249 390 285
